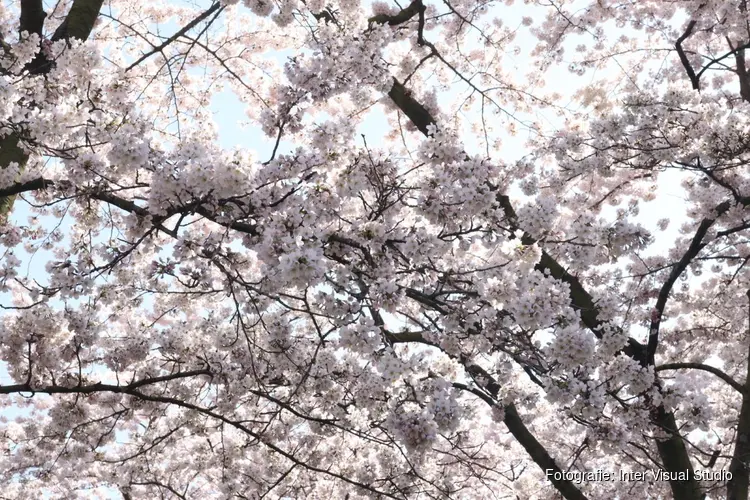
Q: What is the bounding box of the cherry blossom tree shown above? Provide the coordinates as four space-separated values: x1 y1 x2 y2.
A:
2 0 750 498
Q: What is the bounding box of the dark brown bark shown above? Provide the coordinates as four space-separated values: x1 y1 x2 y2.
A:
0 134 28 221
504 403 589 500
728 389 750 500
653 407 705 500
19 0 46 37
734 47 750 103
459 363 589 500
51 0 105 42
727 290 750 500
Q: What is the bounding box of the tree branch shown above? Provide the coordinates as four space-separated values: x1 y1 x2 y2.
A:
647 201 732 365
675 20 700 90
727 289 750 500
368 0 424 27
51 0 105 42
19 0 46 37
656 362 746 394
125 2 223 72
454 369 589 500
0 377 401 498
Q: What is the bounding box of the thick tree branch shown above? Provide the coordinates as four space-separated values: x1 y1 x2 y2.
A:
0 369 212 395
368 0 424 27
386 327 587 499
728 289 750 500
51 0 105 42
656 362 746 394
675 20 700 90
455 368 589 500
19 0 46 37
653 407 705 500
730 39 750 103
647 201 732 365
0 135 29 221
387 78 435 136
503 403 589 500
